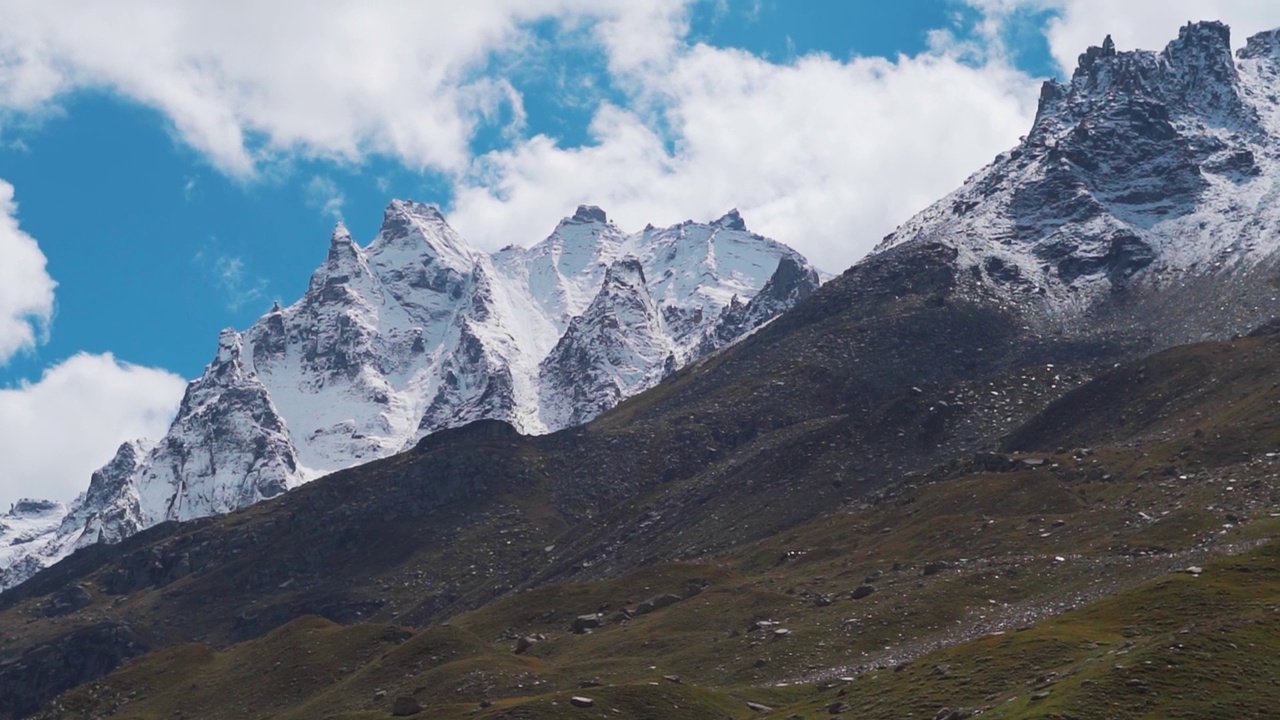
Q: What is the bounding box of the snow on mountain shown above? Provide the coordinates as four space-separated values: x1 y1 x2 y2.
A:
0 203 817 591
538 257 677 429
877 21 1280 341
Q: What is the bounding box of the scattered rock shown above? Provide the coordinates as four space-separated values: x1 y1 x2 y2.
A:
663 674 681 683
514 636 536 654
1185 566 1204 575
827 700 849 714
570 696 595 708
851 584 875 600
747 701 774 712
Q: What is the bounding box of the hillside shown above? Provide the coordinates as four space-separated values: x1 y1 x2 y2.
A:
16 332 1280 719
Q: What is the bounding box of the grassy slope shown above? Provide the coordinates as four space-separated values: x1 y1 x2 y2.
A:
28 337 1280 719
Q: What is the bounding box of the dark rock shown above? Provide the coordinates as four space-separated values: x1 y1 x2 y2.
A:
633 593 682 616
514 636 536 654
0 623 148 719
851 584 875 600
391 695 422 715
922 562 949 576
571 613 602 633
43 584 93 617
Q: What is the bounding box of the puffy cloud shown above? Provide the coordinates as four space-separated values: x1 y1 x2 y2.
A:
975 1 1280 72
451 45 1042 273
0 352 187 508
0 178 55 364
0 0 687 177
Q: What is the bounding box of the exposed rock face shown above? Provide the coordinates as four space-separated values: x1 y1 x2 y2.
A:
0 622 148 719
538 258 675 429
697 256 822 356
878 22 1280 345
1 203 818 592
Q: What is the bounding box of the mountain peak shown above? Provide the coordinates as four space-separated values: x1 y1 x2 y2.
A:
713 208 747 231
375 199 457 243
571 205 608 224
384 198 446 222
1238 27 1280 59
604 256 647 287
215 328 243 365
330 222 353 246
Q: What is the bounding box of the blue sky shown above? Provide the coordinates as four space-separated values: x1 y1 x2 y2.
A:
2 1 1053 383
0 0 1277 506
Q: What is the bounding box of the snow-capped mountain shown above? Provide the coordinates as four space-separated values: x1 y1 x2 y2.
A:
0 203 818 591
878 21 1280 343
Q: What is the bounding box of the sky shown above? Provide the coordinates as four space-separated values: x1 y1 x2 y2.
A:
1 0 1278 509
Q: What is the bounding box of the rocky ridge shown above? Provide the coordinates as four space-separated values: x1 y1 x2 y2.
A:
0 203 819 592
878 21 1280 343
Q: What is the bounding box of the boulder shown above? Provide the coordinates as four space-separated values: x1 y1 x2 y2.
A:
391 696 422 716
571 613 602 633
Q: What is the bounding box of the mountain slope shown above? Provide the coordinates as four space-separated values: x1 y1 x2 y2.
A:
12 329 1280 720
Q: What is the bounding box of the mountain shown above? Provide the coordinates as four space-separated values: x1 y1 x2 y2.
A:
4 20 1280 720
878 21 1280 345
0 203 819 592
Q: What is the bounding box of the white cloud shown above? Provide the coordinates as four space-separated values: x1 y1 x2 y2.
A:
305 175 345 221
0 0 688 177
451 45 1042 272
974 1 1280 73
0 178 56 364
0 352 186 508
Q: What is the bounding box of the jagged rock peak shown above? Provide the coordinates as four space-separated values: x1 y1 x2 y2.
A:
713 208 747 231
570 205 608 224
603 256 647 287
1237 27 1280 59
330 221 354 248
370 198 477 273
8 499 62 516
94 441 144 483
215 328 243 365
383 198 447 226
1169 19 1232 53
764 256 819 294
377 198 455 243
377 199 450 239
323 222 362 267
